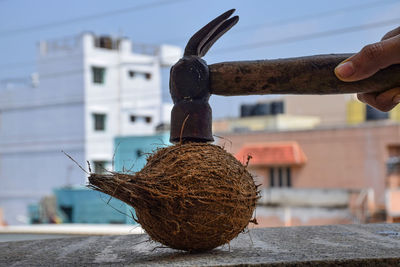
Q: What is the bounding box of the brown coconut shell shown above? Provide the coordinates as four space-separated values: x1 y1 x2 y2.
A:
88 142 259 252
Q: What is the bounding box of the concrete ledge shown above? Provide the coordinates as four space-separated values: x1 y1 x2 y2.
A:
1 223 399 266
0 224 144 235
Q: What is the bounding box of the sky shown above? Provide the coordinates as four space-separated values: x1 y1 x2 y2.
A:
0 0 400 118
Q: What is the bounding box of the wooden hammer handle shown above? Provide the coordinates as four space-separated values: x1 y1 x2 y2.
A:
209 53 400 96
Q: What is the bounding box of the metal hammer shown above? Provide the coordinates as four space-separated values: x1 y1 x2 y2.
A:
170 9 400 143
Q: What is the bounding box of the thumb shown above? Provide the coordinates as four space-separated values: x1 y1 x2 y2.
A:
334 35 400 82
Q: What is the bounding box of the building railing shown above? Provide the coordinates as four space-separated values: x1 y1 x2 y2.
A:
131 43 159 56
93 35 159 56
39 34 80 55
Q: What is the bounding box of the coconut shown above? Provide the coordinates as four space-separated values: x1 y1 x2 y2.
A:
88 142 259 252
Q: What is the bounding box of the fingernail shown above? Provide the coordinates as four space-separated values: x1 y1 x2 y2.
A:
394 94 400 104
335 61 355 79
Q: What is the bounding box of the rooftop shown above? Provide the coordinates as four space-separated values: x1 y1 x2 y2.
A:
235 141 307 166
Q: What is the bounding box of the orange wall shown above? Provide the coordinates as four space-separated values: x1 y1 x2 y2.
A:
216 122 400 206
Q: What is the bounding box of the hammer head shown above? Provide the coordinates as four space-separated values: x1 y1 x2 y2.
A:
170 56 212 143
169 9 239 143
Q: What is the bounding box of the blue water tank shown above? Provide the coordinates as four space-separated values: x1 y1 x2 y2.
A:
54 187 136 224
114 132 170 173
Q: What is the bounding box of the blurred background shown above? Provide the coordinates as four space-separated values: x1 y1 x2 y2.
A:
0 0 399 241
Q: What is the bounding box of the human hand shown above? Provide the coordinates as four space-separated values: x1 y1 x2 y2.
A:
334 26 400 112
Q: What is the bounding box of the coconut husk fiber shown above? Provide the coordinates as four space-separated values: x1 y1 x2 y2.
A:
88 142 259 252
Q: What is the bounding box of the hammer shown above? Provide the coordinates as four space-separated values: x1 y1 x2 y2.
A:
170 9 400 143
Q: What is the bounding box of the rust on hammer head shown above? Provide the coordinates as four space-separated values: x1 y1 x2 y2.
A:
169 9 239 143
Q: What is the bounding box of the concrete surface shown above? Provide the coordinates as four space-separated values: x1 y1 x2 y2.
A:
0 224 144 235
0 233 80 243
1 223 399 266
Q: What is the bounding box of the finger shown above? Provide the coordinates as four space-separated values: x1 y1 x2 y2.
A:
335 35 400 81
358 87 400 112
357 92 379 105
381 26 400 41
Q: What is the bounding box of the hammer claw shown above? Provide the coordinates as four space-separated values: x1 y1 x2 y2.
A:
199 16 239 57
184 9 236 57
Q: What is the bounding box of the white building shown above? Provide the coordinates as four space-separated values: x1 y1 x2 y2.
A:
0 33 182 225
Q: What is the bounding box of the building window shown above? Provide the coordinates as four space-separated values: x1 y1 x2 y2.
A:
127 71 152 80
286 167 292 187
92 66 106 84
269 167 292 188
93 113 106 131
269 168 275 187
59 206 73 223
387 145 400 175
136 149 143 157
388 145 400 157
129 115 152 124
93 161 107 174
240 101 284 117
